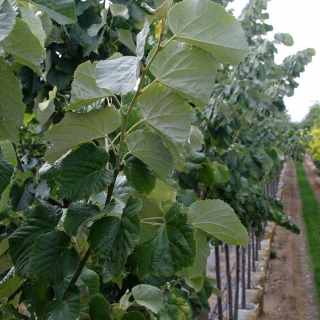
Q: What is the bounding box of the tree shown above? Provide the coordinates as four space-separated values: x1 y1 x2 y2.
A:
0 0 250 319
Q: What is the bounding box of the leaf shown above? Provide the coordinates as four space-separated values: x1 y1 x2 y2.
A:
89 197 141 281
95 56 139 95
0 153 13 195
0 57 25 143
8 204 62 278
0 19 45 75
149 41 216 107
89 296 112 320
126 131 173 181
117 29 136 54
64 203 101 237
189 199 249 246
19 2 46 46
9 180 35 212
185 275 204 292
30 0 77 25
67 61 111 111
44 286 80 320
148 179 170 202
136 19 149 61
132 284 163 314
122 311 146 320
30 230 79 286
38 86 57 127
137 203 196 277
0 254 12 273
212 161 229 183
45 107 121 163
59 143 113 201
154 0 173 17
0 182 11 212
177 229 209 278
88 8 108 37
274 33 294 46
138 83 194 145
168 0 249 65
0 141 16 167
124 156 156 194
0 274 24 300
110 4 129 19
0 0 15 42
79 268 100 296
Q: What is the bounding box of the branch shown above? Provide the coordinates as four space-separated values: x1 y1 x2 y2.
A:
62 247 91 300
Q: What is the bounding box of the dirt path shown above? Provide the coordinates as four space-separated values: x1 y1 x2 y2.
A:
262 158 319 320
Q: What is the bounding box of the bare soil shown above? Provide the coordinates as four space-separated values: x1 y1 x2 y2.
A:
261 158 319 320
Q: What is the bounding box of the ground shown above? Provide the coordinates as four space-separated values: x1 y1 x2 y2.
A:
261 158 319 320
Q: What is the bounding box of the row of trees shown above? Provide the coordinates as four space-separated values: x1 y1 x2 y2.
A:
0 0 314 318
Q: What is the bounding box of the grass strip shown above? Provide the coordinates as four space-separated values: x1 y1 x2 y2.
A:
295 160 320 307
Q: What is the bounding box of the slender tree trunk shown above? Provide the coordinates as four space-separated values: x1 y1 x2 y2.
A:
241 247 246 308
225 244 233 320
252 233 256 272
234 246 240 320
215 244 223 320
247 240 251 289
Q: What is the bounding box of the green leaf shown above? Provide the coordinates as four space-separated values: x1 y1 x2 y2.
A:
8 205 60 278
79 268 100 296
89 296 112 320
30 0 77 25
149 41 216 107
38 86 57 127
0 153 13 195
0 182 11 212
47 68 71 90
274 33 294 46
0 254 12 273
177 229 210 278
168 0 249 65
126 131 173 181
110 4 129 19
148 179 170 202
0 57 25 142
9 180 35 212
67 61 111 110
137 203 196 277
0 274 24 300
122 312 145 320
95 56 139 95
59 143 113 201
154 0 173 17
136 19 149 61
89 197 141 281
88 8 108 37
64 203 101 237
44 286 80 320
45 107 121 163
132 284 163 314
19 2 46 46
0 19 45 75
0 0 15 42
185 275 204 292
117 29 136 54
212 161 229 183
0 141 16 167
23 282 54 318
124 156 156 195
189 199 249 246
30 230 79 286
138 84 194 145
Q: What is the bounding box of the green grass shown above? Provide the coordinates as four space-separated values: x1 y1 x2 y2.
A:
295 160 320 307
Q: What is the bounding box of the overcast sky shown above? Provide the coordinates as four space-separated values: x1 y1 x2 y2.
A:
227 0 320 122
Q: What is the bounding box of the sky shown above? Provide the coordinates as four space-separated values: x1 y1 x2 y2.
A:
227 0 320 122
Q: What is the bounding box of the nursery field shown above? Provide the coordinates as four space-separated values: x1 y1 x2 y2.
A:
262 158 319 320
